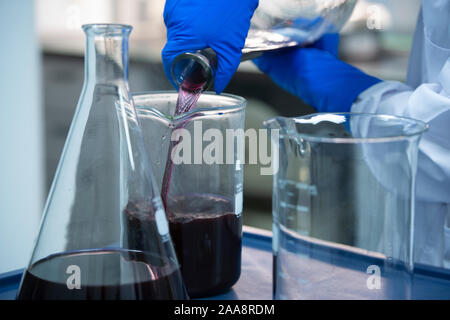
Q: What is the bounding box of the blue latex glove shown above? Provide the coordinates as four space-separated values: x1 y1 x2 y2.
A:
253 34 382 112
162 0 259 94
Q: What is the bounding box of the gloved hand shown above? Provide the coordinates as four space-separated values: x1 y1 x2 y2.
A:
253 34 382 113
162 0 259 94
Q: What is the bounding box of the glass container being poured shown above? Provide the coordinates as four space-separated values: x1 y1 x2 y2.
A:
170 0 357 91
17 24 188 300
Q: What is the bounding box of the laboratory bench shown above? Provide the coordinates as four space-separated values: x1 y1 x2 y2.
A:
1 226 450 300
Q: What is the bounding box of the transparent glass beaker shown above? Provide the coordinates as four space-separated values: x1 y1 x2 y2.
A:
134 92 246 298
17 24 187 300
265 113 428 300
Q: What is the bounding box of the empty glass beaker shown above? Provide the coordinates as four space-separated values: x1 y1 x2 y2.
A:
133 92 246 298
17 24 187 300
265 113 427 300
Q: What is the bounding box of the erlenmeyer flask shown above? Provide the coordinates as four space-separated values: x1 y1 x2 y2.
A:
17 24 188 300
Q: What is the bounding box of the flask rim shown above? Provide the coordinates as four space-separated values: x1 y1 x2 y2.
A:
82 23 133 35
171 52 214 91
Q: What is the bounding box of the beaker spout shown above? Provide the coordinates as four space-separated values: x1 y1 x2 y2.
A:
263 116 298 137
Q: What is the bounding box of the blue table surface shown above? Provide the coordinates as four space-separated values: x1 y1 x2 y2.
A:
1 226 449 300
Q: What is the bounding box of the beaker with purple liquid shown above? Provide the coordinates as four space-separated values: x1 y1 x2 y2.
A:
134 92 246 298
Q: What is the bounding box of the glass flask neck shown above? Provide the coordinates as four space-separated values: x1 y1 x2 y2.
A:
83 24 132 85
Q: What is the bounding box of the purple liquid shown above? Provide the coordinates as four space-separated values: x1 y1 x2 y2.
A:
161 81 205 209
123 200 170 253
167 194 242 298
159 80 243 297
17 249 188 300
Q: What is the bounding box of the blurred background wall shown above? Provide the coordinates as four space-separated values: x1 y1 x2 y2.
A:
0 0 43 273
0 0 422 272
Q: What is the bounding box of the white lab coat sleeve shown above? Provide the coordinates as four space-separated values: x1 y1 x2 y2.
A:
351 58 450 204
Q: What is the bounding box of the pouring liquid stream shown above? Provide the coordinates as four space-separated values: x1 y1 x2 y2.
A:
161 80 206 210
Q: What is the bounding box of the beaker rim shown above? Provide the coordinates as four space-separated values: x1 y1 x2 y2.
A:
264 112 429 143
132 91 246 123
82 23 133 35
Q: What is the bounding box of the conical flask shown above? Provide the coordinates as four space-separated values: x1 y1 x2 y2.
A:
17 24 188 300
